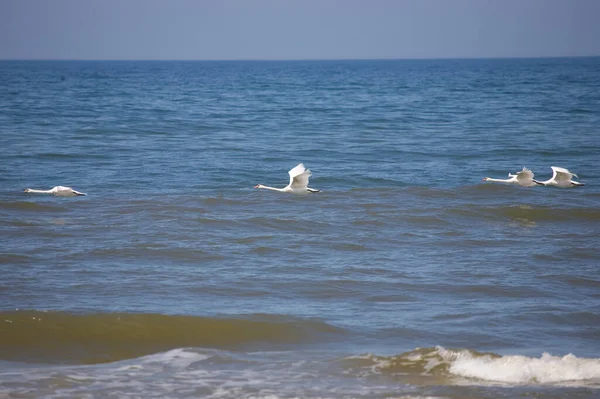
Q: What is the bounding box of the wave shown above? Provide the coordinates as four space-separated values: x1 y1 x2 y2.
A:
0 201 66 212
0 253 35 264
448 204 600 222
0 311 343 365
490 206 600 222
34 152 93 159
84 246 226 262
343 346 600 387
1 347 598 399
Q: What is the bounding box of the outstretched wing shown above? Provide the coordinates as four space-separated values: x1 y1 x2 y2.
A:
551 166 576 183
288 163 312 189
54 186 86 196
516 167 534 184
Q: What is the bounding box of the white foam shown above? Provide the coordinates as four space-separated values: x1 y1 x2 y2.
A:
135 348 211 369
437 347 600 385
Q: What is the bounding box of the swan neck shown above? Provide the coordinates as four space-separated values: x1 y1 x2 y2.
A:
257 185 285 192
27 189 53 194
485 178 510 183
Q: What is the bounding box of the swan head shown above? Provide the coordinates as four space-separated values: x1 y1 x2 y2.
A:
482 177 490 181
254 184 263 189
24 188 32 193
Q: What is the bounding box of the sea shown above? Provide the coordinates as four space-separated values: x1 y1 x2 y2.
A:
1 57 599 398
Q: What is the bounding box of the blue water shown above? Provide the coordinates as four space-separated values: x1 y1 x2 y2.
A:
1 58 600 398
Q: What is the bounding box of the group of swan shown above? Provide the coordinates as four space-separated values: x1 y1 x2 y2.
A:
483 166 584 188
22 164 320 197
22 164 585 198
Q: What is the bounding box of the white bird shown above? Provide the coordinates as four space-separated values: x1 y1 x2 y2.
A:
482 167 537 187
533 166 585 188
254 163 320 194
24 186 86 197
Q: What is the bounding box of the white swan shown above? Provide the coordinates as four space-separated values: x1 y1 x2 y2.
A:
534 166 585 188
482 167 537 187
255 163 320 194
24 186 86 197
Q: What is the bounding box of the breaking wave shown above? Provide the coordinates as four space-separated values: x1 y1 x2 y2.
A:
0 310 343 364
342 346 600 387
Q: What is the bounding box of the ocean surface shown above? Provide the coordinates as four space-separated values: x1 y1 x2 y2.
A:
1 58 600 398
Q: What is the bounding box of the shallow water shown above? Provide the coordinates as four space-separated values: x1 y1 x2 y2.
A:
1 58 600 398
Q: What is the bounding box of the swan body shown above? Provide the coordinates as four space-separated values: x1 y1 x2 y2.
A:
24 186 86 197
534 166 585 188
255 163 320 194
482 167 536 187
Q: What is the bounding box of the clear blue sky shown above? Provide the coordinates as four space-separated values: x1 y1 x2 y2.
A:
1 0 599 60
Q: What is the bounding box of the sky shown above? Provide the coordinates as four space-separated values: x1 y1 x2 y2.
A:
1 0 599 60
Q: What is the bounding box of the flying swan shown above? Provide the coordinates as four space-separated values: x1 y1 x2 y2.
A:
255 163 320 194
534 166 585 188
482 167 537 187
24 186 86 196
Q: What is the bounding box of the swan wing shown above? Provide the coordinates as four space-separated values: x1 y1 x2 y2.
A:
54 186 72 194
288 163 313 189
288 163 306 179
551 166 575 183
516 167 534 184
291 170 312 189
53 186 86 196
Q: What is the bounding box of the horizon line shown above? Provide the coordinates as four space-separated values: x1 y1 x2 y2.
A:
1 55 599 62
